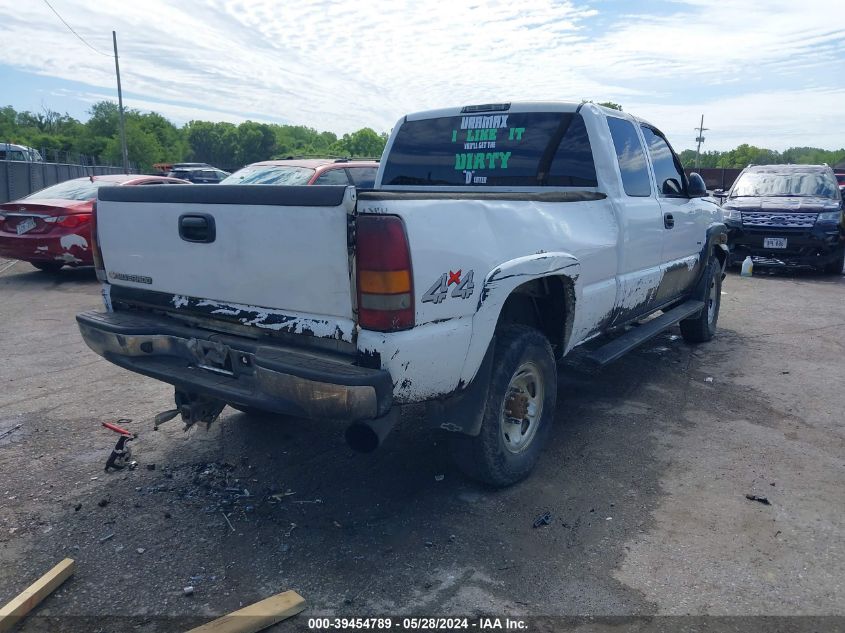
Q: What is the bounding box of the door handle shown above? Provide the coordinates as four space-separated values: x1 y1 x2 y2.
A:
663 213 675 229
179 214 216 243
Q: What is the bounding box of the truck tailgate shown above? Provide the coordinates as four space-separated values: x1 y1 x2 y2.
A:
96 185 356 340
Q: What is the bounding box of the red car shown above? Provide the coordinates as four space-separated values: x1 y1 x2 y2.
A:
221 158 379 187
0 174 188 272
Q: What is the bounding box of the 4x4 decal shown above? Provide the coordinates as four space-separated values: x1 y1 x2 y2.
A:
421 270 475 304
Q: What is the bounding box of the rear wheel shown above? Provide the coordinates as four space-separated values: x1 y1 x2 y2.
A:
680 255 721 343
823 248 845 275
32 262 63 273
449 325 557 487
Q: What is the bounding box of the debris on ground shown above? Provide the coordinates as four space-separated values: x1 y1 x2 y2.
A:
0 423 22 441
184 589 305 633
136 548 146 554
704 377 714 383
533 512 552 528
73 503 82 512
0 558 75 631
98 532 115 543
745 494 772 506
97 498 110 508
183 585 195 596
434 474 444 481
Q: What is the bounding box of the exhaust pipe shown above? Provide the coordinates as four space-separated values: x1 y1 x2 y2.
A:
345 410 399 453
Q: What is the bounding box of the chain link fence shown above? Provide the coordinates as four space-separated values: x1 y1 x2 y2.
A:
1 158 138 203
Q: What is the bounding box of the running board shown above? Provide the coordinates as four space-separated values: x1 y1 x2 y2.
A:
585 300 704 366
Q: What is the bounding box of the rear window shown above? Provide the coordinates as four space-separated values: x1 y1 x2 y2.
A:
730 171 839 199
220 165 315 186
381 112 597 187
25 178 120 201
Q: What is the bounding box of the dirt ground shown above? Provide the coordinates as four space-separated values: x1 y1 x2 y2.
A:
1 257 843 632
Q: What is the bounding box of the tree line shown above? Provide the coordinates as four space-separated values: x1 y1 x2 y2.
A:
0 102 387 172
2 101 843 173
679 145 845 170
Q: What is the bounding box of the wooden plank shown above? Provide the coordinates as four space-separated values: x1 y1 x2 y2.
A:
0 558 75 633
185 590 306 633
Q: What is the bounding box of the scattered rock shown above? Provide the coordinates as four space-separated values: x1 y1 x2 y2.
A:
704 376 714 383
136 547 146 554
424 540 434 547
74 503 82 512
434 474 444 482
183 586 194 596
97 498 109 508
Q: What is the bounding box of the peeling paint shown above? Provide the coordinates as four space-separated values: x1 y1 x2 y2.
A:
165 296 353 341
59 234 89 251
54 252 83 264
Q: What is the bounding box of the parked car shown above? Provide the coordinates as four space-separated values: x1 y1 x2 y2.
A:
166 167 230 183
0 174 189 272
78 101 726 487
0 143 43 162
221 159 379 188
723 164 844 273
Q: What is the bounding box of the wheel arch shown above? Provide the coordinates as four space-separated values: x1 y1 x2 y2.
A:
459 253 581 385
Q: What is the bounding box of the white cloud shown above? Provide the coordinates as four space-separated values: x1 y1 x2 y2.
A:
0 0 843 150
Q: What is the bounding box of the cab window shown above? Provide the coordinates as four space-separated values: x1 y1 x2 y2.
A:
313 169 351 185
640 126 686 197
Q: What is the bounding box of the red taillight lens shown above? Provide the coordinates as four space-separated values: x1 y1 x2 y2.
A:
356 215 414 331
56 213 91 228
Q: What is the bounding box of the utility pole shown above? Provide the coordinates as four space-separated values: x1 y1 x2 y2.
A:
694 114 708 170
112 31 130 173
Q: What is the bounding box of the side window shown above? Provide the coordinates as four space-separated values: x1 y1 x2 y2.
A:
607 117 651 197
313 169 351 186
640 126 686 196
546 114 598 186
348 167 378 188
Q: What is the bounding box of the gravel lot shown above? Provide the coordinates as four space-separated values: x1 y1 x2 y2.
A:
1 257 843 631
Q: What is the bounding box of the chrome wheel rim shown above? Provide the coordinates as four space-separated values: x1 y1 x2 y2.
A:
707 275 718 323
500 361 544 454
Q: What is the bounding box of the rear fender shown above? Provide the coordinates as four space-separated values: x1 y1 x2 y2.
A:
459 252 581 385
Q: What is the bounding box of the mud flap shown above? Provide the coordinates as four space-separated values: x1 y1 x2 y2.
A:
424 336 495 436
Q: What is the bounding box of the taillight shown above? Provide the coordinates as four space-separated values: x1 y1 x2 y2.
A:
55 214 91 228
356 215 414 331
91 202 106 282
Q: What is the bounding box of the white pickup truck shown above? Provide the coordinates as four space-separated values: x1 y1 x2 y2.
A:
77 102 727 486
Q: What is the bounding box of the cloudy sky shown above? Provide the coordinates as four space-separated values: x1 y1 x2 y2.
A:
1 0 843 152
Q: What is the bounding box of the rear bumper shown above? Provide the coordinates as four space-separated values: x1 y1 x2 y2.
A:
726 222 844 267
76 310 393 421
0 232 93 265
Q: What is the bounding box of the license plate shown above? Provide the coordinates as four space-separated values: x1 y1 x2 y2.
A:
763 237 787 249
15 217 36 235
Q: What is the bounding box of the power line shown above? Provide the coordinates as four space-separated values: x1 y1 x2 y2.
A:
42 0 112 57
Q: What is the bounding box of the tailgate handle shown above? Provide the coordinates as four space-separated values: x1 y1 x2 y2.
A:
179 214 216 243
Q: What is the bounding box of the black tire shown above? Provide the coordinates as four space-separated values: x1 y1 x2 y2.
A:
680 255 722 343
32 262 63 273
823 248 845 275
449 324 557 487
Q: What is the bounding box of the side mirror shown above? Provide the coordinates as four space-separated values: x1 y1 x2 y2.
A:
688 172 707 197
